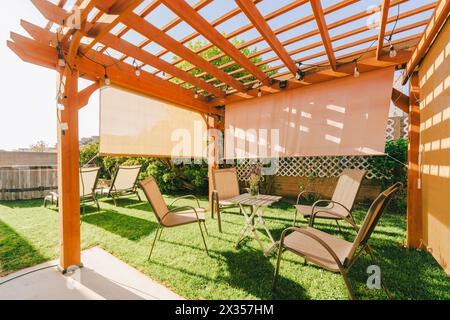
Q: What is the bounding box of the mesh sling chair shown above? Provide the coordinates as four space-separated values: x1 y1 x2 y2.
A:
294 169 367 231
211 168 247 233
44 167 101 212
139 176 209 261
273 182 402 300
106 165 142 206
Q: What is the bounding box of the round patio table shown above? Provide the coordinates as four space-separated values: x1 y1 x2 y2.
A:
228 193 282 256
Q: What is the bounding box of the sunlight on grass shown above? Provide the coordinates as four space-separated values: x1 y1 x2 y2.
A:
0 194 448 300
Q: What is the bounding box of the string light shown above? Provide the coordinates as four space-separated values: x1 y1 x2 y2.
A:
257 81 262 97
133 59 141 77
194 89 199 99
353 62 360 78
104 66 111 86
295 62 304 81
57 46 65 67
389 44 397 58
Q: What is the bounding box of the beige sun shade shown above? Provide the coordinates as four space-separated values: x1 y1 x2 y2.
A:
99 86 207 158
225 67 394 159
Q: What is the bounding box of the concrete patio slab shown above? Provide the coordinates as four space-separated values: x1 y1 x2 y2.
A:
0 247 183 300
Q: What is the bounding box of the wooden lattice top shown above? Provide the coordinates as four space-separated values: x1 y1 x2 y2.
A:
7 0 448 115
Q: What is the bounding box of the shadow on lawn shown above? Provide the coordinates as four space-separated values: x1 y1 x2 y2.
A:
81 210 158 241
0 220 46 276
219 248 310 300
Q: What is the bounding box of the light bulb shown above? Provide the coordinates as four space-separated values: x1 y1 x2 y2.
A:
58 58 66 67
389 45 397 58
104 75 111 86
135 68 141 77
257 88 262 97
296 69 304 81
57 48 65 67
194 92 199 99
354 65 360 78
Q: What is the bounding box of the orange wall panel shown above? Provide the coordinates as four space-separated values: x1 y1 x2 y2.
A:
419 20 450 275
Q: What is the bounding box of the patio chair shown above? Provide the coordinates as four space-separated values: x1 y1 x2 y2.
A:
211 168 247 233
273 182 401 300
139 176 209 261
294 169 366 231
44 167 101 212
106 165 142 206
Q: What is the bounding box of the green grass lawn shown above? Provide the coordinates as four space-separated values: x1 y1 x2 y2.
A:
0 194 449 300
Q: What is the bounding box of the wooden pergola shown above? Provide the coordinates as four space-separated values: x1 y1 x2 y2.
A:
7 0 449 272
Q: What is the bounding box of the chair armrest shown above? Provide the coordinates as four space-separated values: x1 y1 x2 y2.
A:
296 191 321 205
311 200 358 230
165 205 202 221
169 195 201 209
279 227 345 270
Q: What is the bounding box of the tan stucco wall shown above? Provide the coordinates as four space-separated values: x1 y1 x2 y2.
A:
419 20 450 275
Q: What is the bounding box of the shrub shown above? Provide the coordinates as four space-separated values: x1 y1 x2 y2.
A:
368 138 408 213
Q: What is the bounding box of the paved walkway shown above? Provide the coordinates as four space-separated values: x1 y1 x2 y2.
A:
0 247 182 300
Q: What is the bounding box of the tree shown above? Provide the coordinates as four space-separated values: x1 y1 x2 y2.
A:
29 141 48 152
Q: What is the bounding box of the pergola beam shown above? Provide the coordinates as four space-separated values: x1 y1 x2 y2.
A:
391 88 410 113
159 0 271 87
376 0 391 59
403 0 450 84
9 30 219 114
83 0 144 52
99 33 226 97
234 0 298 77
309 0 337 70
30 0 226 98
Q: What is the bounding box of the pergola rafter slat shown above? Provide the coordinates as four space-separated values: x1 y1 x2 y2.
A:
309 0 337 70
159 0 271 87
376 0 391 60
172 0 429 90
116 12 248 94
234 0 298 77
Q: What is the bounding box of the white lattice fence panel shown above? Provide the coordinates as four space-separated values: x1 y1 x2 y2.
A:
234 156 387 181
386 118 395 141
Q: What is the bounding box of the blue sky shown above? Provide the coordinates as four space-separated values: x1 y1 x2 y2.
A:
0 0 434 150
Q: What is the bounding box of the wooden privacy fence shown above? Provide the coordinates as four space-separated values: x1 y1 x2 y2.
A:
0 166 58 201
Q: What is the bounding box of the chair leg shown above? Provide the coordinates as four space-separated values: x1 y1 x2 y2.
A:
111 194 117 206
93 195 100 211
217 206 222 233
158 227 164 240
341 271 356 300
148 226 162 261
202 221 209 236
198 222 209 255
365 245 392 299
136 191 142 202
272 244 284 291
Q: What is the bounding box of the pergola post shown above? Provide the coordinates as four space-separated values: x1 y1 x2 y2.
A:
406 72 422 248
57 68 82 272
208 116 219 214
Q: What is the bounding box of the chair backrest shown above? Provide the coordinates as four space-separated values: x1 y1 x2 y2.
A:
346 182 402 262
139 176 169 223
111 165 142 191
212 168 240 200
79 167 100 197
331 169 367 211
